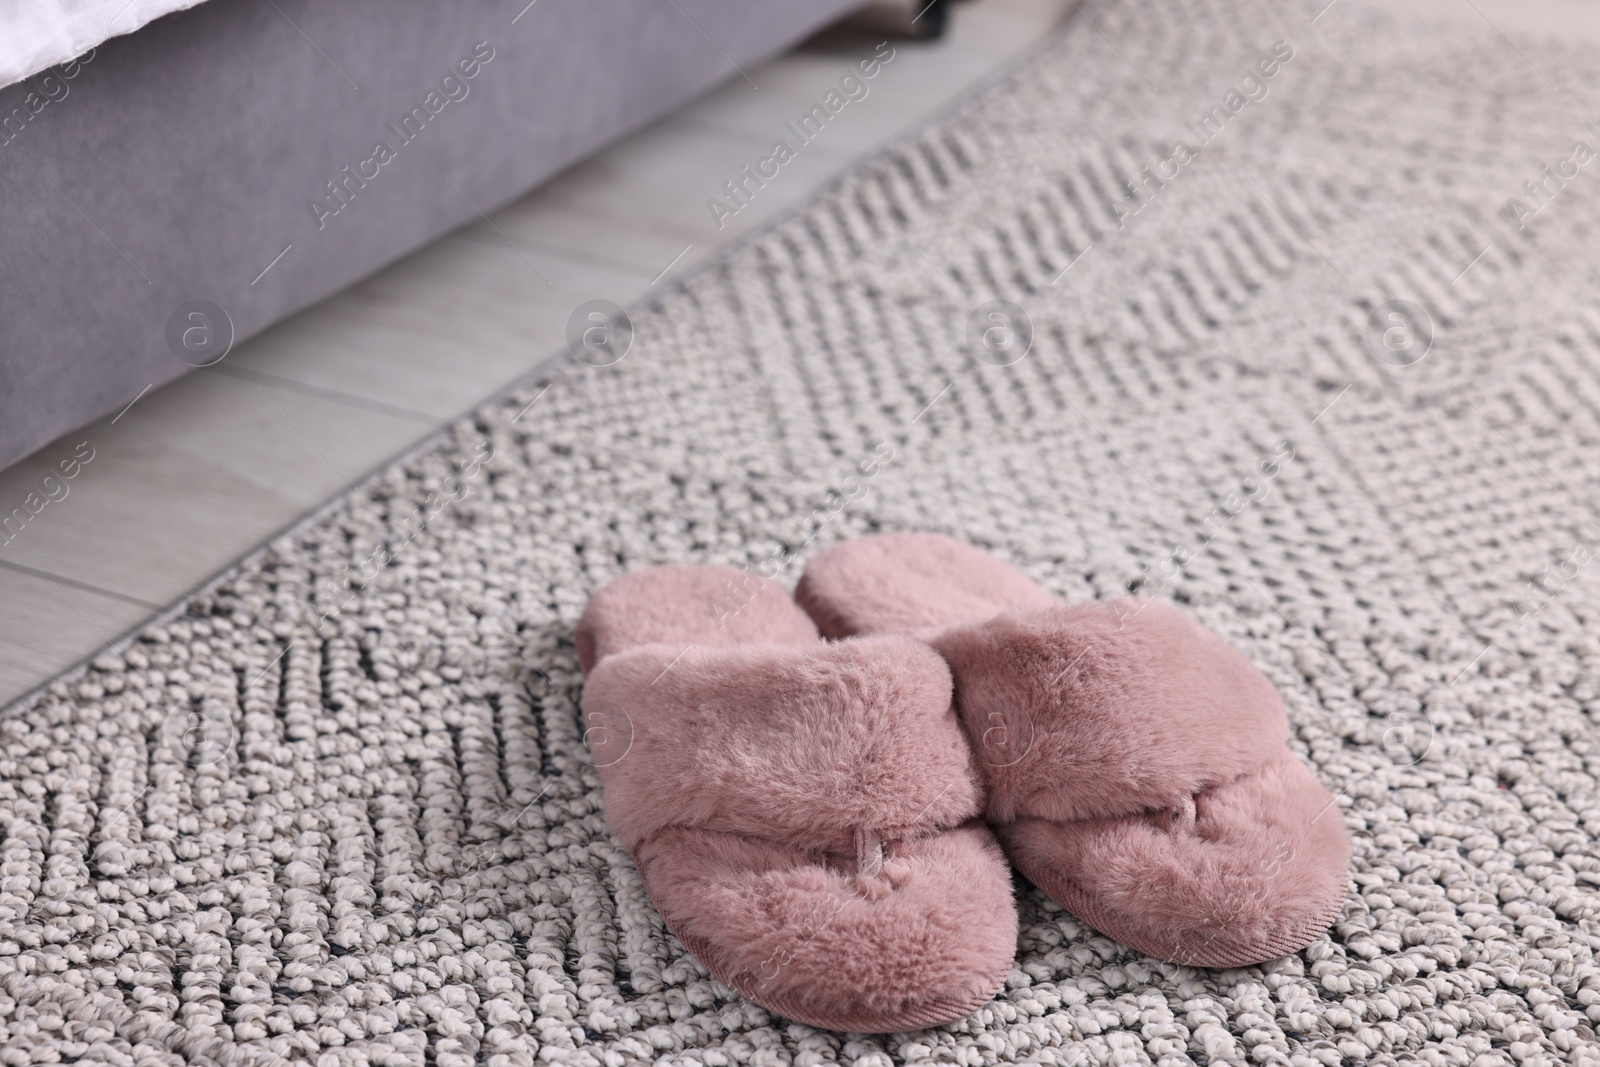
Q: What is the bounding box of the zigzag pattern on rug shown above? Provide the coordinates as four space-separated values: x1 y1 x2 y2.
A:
3 0 1600 1062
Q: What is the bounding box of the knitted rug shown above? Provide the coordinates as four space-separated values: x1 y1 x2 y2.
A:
6 0 1600 1062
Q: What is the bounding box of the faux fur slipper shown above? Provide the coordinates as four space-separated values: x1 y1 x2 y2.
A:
575 564 1018 1032
795 534 1351 968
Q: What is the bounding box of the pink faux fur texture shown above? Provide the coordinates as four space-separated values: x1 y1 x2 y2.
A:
639 823 1017 1034
576 564 819 672
796 533 1352 969
582 637 981 855
930 600 1289 825
1000 750 1350 969
796 532 1054 640
575 563 1019 1032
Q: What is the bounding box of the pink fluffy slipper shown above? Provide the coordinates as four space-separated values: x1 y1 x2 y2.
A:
795 534 1351 968
575 564 1018 1032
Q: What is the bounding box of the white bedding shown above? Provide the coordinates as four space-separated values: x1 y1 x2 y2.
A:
0 0 207 89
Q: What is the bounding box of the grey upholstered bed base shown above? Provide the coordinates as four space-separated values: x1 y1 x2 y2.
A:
0 0 862 470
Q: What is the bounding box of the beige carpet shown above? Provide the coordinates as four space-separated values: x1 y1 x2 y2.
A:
6 0 1600 1062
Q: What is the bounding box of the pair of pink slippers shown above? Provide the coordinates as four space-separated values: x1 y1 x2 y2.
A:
576 533 1351 1033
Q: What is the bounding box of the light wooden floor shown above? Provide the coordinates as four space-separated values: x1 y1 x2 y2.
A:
0 0 1587 707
